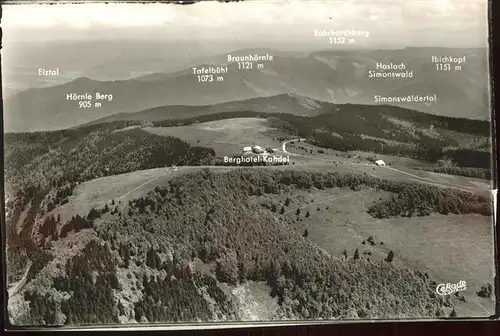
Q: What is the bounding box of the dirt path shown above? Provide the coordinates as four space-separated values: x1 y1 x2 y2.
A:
280 138 307 155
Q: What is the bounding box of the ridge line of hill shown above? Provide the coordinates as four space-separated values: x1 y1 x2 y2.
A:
4 46 490 132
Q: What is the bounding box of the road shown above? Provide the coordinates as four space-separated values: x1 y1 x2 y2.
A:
64 138 488 215
384 166 488 193
280 138 307 155
279 138 489 194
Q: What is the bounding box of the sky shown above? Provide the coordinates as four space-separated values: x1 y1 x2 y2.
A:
1 0 490 48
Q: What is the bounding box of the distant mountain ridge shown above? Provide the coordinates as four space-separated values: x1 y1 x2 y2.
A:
4 47 490 132
79 93 335 127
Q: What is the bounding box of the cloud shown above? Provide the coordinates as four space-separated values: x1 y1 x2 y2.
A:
1 0 489 46
1 0 488 27
2 3 178 28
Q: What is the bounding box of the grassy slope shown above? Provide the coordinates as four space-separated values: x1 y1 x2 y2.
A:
45 157 493 227
89 102 494 172
143 118 288 156
259 187 495 316
11 168 495 325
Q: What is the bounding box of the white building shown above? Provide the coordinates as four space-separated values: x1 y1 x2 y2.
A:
243 146 252 152
252 145 265 154
375 160 386 166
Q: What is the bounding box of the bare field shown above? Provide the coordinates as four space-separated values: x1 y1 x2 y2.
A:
258 187 395 259
359 165 490 195
260 185 495 317
144 118 288 156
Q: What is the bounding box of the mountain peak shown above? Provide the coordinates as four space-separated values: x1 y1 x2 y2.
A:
71 76 95 84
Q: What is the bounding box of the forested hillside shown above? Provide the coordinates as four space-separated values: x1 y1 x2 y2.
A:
5 125 215 296
5 125 215 194
12 168 490 325
5 102 494 325
270 104 492 168
74 102 492 169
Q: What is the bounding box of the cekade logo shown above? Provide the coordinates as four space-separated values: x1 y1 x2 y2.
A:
436 281 467 296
